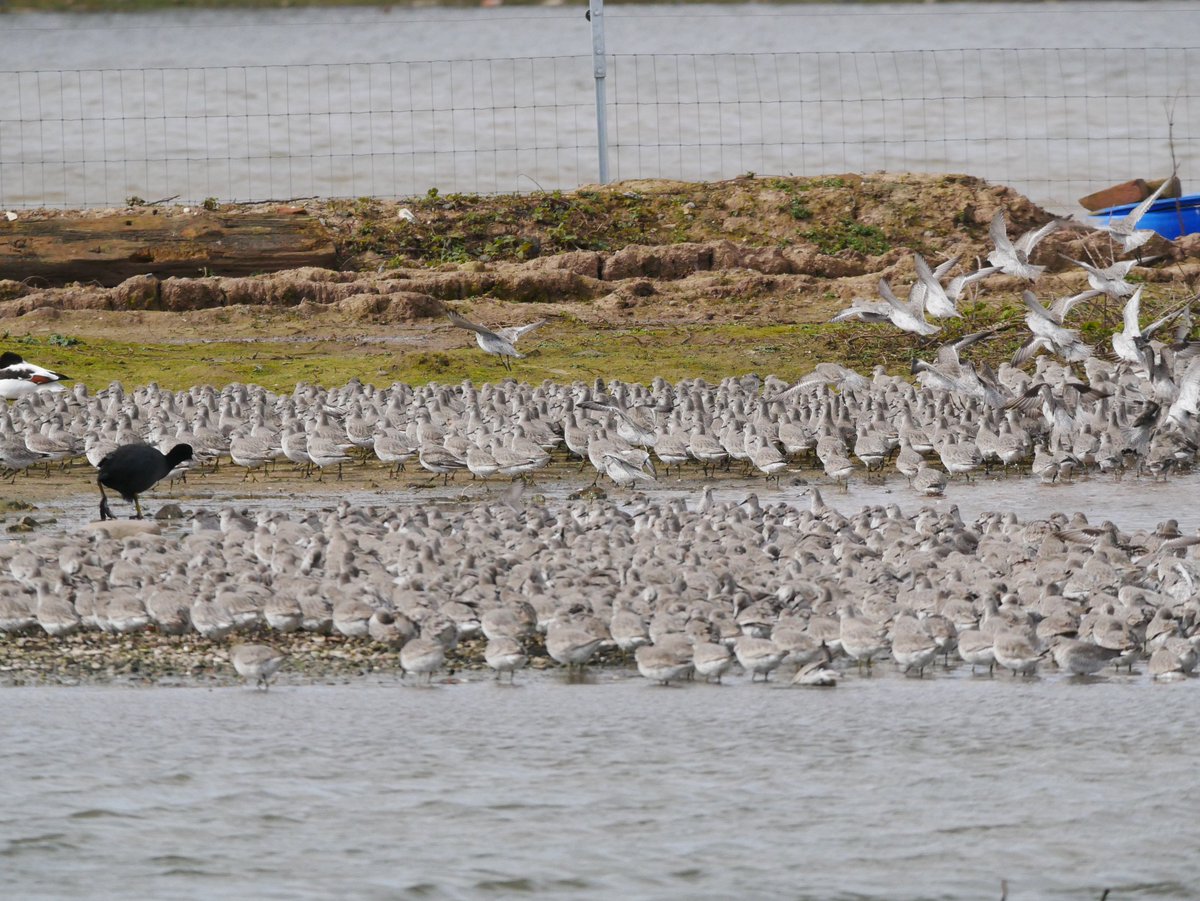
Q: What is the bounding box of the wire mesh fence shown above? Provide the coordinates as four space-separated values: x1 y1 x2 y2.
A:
0 57 596 208
1 47 1196 211
607 48 1199 211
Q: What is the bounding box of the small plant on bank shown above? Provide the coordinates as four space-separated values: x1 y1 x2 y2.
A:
786 198 813 220
804 218 889 255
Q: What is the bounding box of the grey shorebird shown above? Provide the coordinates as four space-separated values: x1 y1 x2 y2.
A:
446 311 546 371
230 644 288 691
987 210 1062 281
831 277 940 338
1093 176 1173 254
1011 290 1097 365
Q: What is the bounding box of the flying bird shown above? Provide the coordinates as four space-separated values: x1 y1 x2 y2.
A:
875 278 941 336
1062 254 1158 300
944 265 999 303
829 296 897 327
446 311 547 370
908 256 999 320
1012 289 1098 365
828 278 939 337
1111 286 1149 364
912 253 961 319
987 210 1063 281
1165 356 1200 429
912 331 1006 406
601 450 658 487
1094 177 1173 253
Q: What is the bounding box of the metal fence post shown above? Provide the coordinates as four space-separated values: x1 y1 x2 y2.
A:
588 0 610 184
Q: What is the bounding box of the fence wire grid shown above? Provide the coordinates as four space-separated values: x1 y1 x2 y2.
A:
1 47 1196 212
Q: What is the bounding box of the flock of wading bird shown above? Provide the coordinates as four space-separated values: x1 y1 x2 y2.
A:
2 477 1199 688
1 197 1198 505
1 193 1200 687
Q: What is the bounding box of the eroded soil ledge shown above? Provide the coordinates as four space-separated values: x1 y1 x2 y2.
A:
2 173 1197 387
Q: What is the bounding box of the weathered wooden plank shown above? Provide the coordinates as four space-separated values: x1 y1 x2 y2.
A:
0 210 338 287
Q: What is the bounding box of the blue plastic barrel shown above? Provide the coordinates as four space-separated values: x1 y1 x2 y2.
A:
1090 193 1200 240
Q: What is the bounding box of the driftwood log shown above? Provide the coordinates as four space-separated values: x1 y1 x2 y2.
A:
0 209 337 287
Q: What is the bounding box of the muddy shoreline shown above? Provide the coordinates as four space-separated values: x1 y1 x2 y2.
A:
0 629 608 687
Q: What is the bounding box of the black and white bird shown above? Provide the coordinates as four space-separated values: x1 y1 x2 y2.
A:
446 311 547 370
0 351 71 400
97 442 194 521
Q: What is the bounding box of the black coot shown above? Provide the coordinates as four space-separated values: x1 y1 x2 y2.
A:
97 443 194 521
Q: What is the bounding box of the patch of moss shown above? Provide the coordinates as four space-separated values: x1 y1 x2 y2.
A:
14 284 1184 391
797 176 847 191
804 218 890 256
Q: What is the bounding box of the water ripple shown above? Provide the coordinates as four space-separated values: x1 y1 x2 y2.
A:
0 679 1196 899
0 833 78 856
67 808 141 820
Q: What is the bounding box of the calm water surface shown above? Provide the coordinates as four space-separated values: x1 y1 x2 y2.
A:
3 674 1198 900
6 2 1195 68
3 3 1198 207
18 465 1200 538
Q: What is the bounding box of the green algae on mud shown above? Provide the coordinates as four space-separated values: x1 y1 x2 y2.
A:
1 317 1020 392
1 323 836 392
3 288 1188 392
327 174 977 270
